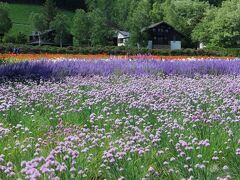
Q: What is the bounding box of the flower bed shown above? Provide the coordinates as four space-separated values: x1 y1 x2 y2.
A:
0 73 239 179
1 59 240 81
0 53 237 63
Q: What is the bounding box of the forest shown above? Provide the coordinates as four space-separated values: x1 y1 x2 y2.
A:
0 0 240 48
0 0 226 10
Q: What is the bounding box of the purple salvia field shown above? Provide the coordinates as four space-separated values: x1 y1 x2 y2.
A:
0 59 240 179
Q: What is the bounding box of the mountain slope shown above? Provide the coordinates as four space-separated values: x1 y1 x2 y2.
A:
7 3 74 35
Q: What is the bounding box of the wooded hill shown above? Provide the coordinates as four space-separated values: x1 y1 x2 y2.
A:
1 0 226 11
1 0 240 48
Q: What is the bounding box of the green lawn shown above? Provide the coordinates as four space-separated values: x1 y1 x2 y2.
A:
7 3 74 35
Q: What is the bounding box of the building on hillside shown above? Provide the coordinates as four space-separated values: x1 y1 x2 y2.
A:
141 21 185 50
29 29 55 46
29 29 73 46
117 31 130 47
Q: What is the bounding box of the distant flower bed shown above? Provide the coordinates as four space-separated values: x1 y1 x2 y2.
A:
0 53 237 63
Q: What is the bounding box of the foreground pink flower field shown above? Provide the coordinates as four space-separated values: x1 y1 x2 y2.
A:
0 58 240 179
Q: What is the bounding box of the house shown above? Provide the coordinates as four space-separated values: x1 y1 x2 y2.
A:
29 29 55 46
117 31 130 47
29 29 73 46
141 21 185 50
199 42 206 49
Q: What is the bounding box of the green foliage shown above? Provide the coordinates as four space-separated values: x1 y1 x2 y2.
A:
50 14 71 47
0 43 239 57
71 9 89 46
126 0 152 46
87 9 114 46
1 0 240 48
6 3 73 36
0 2 12 35
111 0 132 29
30 12 48 32
2 33 15 43
43 0 57 26
150 1 164 23
30 0 58 32
163 0 209 43
193 0 240 48
15 32 28 44
3 32 27 44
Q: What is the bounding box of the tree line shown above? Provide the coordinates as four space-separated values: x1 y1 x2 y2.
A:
0 0 240 48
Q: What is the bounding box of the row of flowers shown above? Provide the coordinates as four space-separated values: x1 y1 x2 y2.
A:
0 53 237 62
1 59 240 81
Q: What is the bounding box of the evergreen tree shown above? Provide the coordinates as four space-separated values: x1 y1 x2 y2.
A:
71 9 90 46
126 0 151 47
44 0 57 27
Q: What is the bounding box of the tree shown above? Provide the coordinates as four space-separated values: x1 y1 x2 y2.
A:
126 0 151 47
162 0 209 46
50 14 70 47
111 0 132 29
30 12 48 46
150 1 164 23
31 13 48 32
88 9 113 46
192 0 240 47
44 0 57 26
71 9 90 46
85 0 97 11
0 3 12 37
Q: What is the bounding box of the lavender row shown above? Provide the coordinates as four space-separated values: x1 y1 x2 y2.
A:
1 59 240 80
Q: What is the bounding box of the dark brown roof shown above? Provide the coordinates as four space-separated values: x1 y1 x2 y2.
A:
141 21 185 37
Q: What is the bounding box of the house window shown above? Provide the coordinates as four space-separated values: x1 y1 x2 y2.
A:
118 39 123 43
173 35 176 41
158 37 163 44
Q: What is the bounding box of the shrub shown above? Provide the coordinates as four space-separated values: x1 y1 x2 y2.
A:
3 33 16 43
15 32 28 44
0 43 239 57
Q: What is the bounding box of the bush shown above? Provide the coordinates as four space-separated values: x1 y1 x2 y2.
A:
3 33 27 44
3 34 16 43
0 43 239 57
15 32 28 44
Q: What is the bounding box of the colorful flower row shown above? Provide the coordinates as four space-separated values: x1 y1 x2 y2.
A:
0 53 237 62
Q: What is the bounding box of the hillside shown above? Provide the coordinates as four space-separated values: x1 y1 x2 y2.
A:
7 3 74 35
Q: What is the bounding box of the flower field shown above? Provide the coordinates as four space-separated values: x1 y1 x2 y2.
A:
0 53 237 62
0 58 240 180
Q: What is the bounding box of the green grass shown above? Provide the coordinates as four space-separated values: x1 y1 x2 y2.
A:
0 76 240 179
6 3 74 35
